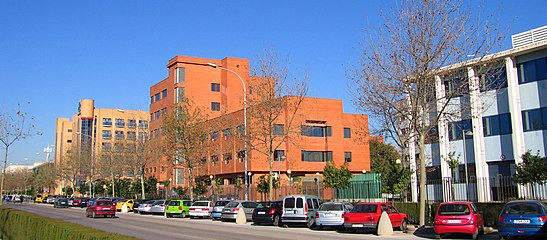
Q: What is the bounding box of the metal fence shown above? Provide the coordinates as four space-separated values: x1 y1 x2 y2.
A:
422 176 547 202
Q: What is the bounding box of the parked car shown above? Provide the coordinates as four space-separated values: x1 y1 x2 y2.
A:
221 200 259 222
46 195 58 204
132 199 150 213
212 200 231 220
67 197 75 206
165 200 193 218
189 201 214 219
150 200 170 215
86 199 116 218
79 198 90 208
252 201 283 226
137 200 157 214
54 198 69 208
116 199 135 212
313 201 353 229
343 202 408 234
281 195 321 227
498 200 547 240
433 201 484 239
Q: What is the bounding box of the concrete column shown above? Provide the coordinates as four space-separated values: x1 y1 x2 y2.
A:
406 93 419 203
505 57 528 198
468 66 491 202
435 75 452 202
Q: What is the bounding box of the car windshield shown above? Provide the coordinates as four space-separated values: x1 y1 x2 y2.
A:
284 198 295 208
351 204 377 213
144 200 155 204
438 204 470 215
320 203 343 211
193 201 210 207
97 201 112 206
503 203 542 215
225 202 240 208
215 201 230 206
168 201 181 206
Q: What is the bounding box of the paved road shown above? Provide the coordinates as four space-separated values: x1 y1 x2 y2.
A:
6 202 498 240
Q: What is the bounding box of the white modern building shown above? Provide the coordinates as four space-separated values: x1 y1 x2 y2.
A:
408 25 547 202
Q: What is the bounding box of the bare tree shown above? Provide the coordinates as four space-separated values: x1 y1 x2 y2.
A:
349 0 502 226
247 49 308 201
0 104 38 204
162 99 209 201
57 148 81 195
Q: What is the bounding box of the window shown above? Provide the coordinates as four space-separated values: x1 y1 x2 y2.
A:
237 150 246 159
301 125 332 137
102 130 111 139
443 71 469 97
127 119 136 128
448 119 472 141
161 108 167 116
236 125 245 135
175 168 184 185
115 118 125 128
150 113 154 121
211 102 220 111
161 89 167 98
481 66 507 92
127 131 136 140
101 143 111 151
223 153 232 162
102 118 112 127
155 111 160 120
223 128 232 137
523 108 543 132
175 87 185 103
150 96 154 104
210 131 218 141
67 129 72 133
211 83 220 92
115 130 124 139
344 128 351 138
301 151 333 162
155 93 161 102
345 152 352 163
483 113 512 136
67 139 72 143
175 149 184 164
211 155 219 163
176 67 185 83
518 57 547 84
274 124 284 136
138 120 148 128
274 150 285 161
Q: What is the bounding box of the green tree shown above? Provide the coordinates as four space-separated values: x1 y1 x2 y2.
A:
174 186 187 198
323 162 352 199
369 140 412 198
514 150 547 198
257 175 279 200
192 177 207 197
445 151 461 200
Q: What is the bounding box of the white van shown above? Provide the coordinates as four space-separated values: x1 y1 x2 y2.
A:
281 195 321 227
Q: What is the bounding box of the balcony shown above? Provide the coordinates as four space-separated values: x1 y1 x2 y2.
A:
127 122 137 128
102 134 112 139
115 122 125 128
103 121 112 127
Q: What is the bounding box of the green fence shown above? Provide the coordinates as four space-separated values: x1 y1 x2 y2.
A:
334 173 382 200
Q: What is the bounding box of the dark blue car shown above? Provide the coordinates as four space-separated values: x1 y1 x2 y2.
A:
498 200 547 239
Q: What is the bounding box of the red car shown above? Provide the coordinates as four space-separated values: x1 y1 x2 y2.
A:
343 202 408 233
86 199 116 218
433 201 484 239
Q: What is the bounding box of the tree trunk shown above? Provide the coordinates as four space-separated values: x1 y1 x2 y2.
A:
189 168 194 201
0 145 10 205
419 134 426 226
140 170 146 199
268 151 274 201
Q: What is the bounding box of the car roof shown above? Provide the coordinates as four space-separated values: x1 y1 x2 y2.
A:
439 201 473 205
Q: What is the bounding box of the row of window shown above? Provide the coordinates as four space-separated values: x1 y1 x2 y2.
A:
522 107 547 132
150 108 168 121
101 130 147 140
448 113 513 141
151 89 168 104
101 142 139 151
102 118 148 128
206 124 352 141
182 150 351 166
443 66 508 97
518 56 547 84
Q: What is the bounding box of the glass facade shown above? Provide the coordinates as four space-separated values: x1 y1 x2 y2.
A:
301 150 333 162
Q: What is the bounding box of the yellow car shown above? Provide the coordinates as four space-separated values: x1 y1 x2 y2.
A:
116 199 134 212
35 194 48 203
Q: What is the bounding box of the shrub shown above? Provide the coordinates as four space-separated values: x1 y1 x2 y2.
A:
0 206 137 240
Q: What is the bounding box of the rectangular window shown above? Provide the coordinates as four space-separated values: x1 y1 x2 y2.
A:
211 83 221 92
127 131 136 140
481 66 507 92
175 87 185 103
155 93 161 102
301 125 332 137
115 118 125 128
236 125 245 135
175 168 184 185
115 130 124 139
211 102 220 111
237 150 246 159
138 120 148 128
211 155 219 163
175 149 184 164
345 152 352 162
102 143 111 151
161 89 167 98
273 124 284 136
150 113 154 121
274 150 285 161
176 67 185 83
210 131 218 141
301 150 333 162
161 108 167 116
344 128 351 138
448 119 472 141
523 108 542 132
67 129 72 133
223 128 232 137
443 71 469 97
518 57 547 84
102 130 112 139
150 96 154 104
103 118 112 127
127 119 136 128
483 113 512 137
155 111 160 120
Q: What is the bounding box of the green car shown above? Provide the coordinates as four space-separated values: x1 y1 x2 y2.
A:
165 200 193 218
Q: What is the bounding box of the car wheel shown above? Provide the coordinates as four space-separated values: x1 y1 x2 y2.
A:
307 218 316 229
190 216 195 219
472 229 479 240
399 219 408 233
435 234 442 239
479 225 485 235
181 211 186 218
348 228 356 233
273 215 280 227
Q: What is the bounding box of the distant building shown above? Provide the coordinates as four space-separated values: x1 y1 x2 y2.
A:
4 162 47 173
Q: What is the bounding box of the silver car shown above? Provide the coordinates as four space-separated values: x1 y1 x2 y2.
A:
221 200 258 222
313 201 353 229
189 201 214 218
138 200 156 214
150 200 169 215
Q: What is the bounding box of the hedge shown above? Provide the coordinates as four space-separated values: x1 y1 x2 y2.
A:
0 206 137 240
393 202 506 227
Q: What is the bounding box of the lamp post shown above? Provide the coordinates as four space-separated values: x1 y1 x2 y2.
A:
315 172 321 197
207 63 248 200
462 130 473 201
287 169 291 195
210 175 214 201
76 131 96 198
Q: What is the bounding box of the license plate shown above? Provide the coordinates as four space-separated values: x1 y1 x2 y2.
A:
513 219 530 224
324 213 335 217
258 211 265 214
196 209 202 211
352 224 364 228
447 219 461 224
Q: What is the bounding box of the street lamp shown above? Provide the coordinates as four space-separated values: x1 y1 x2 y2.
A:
315 172 321 197
207 63 249 201
75 131 96 198
210 175 214 201
462 130 473 200
287 169 292 195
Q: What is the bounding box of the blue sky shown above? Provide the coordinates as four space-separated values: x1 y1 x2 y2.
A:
1 0 546 165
